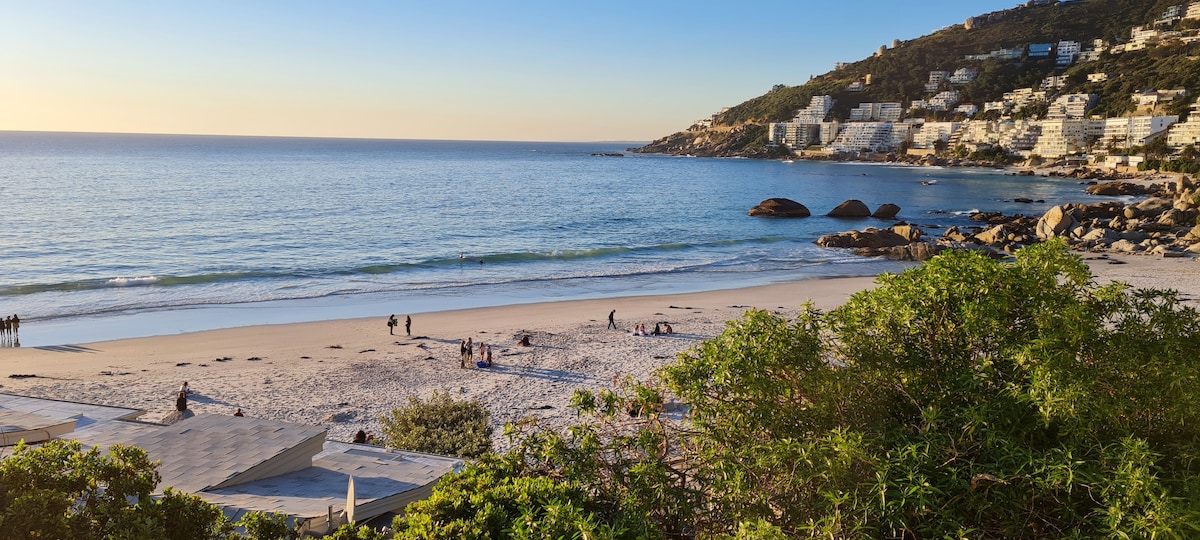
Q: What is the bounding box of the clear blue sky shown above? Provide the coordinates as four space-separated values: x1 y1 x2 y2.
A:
1 0 1022 141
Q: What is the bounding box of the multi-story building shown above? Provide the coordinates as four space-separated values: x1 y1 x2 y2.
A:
927 91 961 111
1187 2 1200 20
1088 72 1109 82
925 71 950 93
910 122 961 149
768 96 836 147
1047 94 1097 119
1032 119 1089 158
1167 103 1200 148
826 122 895 153
949 68 977 85
954 103 980 117
997 120 1042 157
1127 26 1162 51
1102 116 1179 149
1056 40 1080 66
1042 75 1067 89
1028 43 1054 58
848 102 903 122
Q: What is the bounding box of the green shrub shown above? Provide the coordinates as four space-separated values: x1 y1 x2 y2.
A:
380 390 493 458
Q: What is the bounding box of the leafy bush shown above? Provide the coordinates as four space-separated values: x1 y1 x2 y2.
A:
394 242 1200 538
380 390 493 458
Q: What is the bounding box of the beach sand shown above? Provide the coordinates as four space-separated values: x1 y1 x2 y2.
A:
2 253 1197 448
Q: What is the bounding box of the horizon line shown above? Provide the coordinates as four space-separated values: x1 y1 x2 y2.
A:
0 129 650 146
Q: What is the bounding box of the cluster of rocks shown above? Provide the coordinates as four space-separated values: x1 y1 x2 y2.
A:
810 176 1200 261
748 198 900 219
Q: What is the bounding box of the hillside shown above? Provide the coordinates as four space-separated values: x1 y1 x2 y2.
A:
634 0 1199 157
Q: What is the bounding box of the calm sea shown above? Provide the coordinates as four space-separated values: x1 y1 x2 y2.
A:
0 132 1118 346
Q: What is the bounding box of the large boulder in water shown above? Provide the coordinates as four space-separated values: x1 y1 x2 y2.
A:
872 203 901 219
827 199 871 218
748 198 811 218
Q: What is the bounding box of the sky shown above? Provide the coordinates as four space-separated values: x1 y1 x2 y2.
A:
1 1 1023 142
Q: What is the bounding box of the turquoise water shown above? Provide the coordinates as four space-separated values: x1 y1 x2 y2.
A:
0 132 1115 346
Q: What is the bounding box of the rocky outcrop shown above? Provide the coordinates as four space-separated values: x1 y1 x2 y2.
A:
161 409 195 425
816 227 915 249
1087 181 1152 196
1035 205 1081 240
872 203 901 219
827 199 872 218
748 198 811 217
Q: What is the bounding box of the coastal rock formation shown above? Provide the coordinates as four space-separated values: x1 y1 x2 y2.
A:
827 199 871 218
872 203 901 219
748 198 811 218
1087 181 1152 196
855 241 945 261
1035 206 1081 240
816 227 916 249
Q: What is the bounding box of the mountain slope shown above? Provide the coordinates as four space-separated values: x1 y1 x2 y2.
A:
635 0 1195 156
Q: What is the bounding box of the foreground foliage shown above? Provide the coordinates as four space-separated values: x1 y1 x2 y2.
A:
0 440 299 540
393 242 1200 538
380 390 494 459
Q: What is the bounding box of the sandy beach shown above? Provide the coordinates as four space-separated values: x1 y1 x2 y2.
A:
2 253 1197 448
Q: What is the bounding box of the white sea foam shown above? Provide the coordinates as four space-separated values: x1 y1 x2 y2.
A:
106 276 159 287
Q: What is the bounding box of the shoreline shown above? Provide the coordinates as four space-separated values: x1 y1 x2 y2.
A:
3 252 1198 449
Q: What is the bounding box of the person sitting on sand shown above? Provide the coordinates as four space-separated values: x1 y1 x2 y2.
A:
518 334 531 347
353 430 367 443
652 322 662 336
233 408 244 417
664 323 673 334
179 381 191 395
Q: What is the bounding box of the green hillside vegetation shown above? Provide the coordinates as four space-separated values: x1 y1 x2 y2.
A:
637 0 1200 156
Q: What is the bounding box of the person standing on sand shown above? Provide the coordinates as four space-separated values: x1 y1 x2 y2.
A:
387 314 397 335
608 309 617 329
405 315 411 336
460 340 468 368
11 315 18 335
466 338 474 364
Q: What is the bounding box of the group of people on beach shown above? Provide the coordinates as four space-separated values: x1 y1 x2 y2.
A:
0 314 20 347
459 338 494 368
633 322 673 336
387 314 411 336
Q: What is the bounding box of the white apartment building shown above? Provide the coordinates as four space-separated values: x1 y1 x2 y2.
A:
1102 116 1179 149
984 101 1009 113
892 120 922 149
848 102 903 122
928 91 961 111
1088 73 1109 82
1042 75 1067 89
910 122 961 149
795 95 836 123
826 122 894 153
1047 94 1097 119
1167 104 1200 148
1127 26 1162 51
1032 119 1089 158
998 120 1042 157
954 120 1002 146
819 121 843 146
768 96 837 147
1057 40 1081 66
949 68 977 85
955 103 980 117
1187 2 1200 20
925 71 950 93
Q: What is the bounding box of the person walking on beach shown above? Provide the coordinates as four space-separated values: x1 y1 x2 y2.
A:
608 309 617 329
12 314 19 335
387 314 397 335
405 315 411 336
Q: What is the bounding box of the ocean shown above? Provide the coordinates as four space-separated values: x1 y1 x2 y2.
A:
0 132 1119 346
